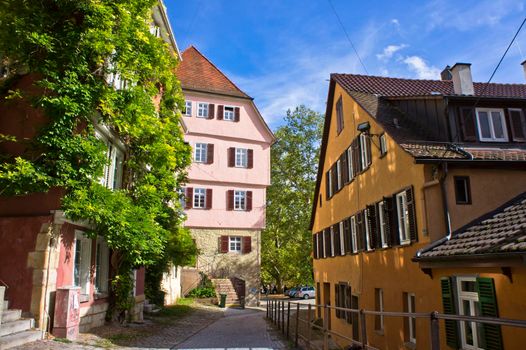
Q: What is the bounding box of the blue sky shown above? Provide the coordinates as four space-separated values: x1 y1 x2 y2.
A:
165 0 526 129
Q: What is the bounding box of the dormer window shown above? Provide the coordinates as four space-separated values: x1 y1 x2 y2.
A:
475 108 508 142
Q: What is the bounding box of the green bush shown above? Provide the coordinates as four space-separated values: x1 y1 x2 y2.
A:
187 287 216 298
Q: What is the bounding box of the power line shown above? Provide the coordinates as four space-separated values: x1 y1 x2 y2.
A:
327 0 369 75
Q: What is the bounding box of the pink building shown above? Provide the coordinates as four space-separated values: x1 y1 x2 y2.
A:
176 47 274 305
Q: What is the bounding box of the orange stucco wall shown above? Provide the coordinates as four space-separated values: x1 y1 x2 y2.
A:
312 83 526 350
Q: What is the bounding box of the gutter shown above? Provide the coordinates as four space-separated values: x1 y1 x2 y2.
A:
440 162 452 240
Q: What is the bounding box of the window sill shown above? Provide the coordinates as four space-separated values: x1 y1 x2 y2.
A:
80 294 90 303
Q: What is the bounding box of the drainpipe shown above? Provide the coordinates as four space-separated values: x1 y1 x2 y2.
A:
439 162 453 239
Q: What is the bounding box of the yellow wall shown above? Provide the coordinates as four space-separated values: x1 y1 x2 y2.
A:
312 82 526 350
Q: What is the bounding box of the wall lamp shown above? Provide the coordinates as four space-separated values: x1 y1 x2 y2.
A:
356 121 382 150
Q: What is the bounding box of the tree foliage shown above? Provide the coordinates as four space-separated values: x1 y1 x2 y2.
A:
261 106 323 290
0 0 195 314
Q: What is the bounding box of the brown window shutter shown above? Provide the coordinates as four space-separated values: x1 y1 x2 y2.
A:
341 151 349 184
458 107 477 141
324 228 331 257
343 218 351 253
220 236 229 253
325 171 330 200
352 138 360 177
234 107 240 122
388 195 401 246
228 147 235 167
406 186 418 242
246 191 253 211
333 224 341 256
208 104 215 119
206 144 214 164
508 109 526 142
185 187 193 209
242 236 252 254
366 136 372 167
217 105 224 120
247 149 254 168
331 164 337 194
366 204 378 249
226 190 234 210
205 189 213 209
357 211 365 251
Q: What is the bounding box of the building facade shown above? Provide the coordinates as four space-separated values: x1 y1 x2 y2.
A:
311 63 526 349
175 47 274 306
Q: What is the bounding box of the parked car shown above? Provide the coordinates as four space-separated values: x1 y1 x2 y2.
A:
287 287 299 298
295 286 315 299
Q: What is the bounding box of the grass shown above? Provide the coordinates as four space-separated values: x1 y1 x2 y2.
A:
154 297 195 320
53 338 72 344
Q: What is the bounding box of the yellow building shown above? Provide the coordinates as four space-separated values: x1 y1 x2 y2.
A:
310 63 526 350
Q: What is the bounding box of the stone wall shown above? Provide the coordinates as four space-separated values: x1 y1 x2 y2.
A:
189 228 261 306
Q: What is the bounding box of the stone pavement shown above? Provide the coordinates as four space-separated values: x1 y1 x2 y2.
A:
176 307 287 350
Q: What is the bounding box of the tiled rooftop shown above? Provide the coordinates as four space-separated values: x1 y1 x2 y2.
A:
417 193 526 259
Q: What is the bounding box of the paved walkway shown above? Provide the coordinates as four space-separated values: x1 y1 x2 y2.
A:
176 307 287 350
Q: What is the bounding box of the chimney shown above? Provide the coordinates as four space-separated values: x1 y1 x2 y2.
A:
521 60 526 81
440 65 452 80
450 63 474 95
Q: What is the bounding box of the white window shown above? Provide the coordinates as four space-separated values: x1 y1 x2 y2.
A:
327 169 333 197
198 103 209 118
229 236 241 252
407 293 416 344
336 159 342 190
457 277 483 350
193 188 206 208
347 146 353 179
350 216 358 253
322 230 327 258
95 237 110 294
184 101 192 116
476 108 508 142
96 128 124 191
360 134 370 170
396 191 411 245
194 143 207 163
378 202 388 248
73 231 92 296
339 221 345 256
380 134 387 156
177 188 186 209
365 209 372 251
235 148 248 168
330 226 335 257
224 106 235 121
149 24 161 38
234 190 247 210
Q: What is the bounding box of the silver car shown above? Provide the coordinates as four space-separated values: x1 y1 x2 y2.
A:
295 286 315 299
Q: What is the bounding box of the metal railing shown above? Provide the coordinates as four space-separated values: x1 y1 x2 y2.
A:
266 299 526 350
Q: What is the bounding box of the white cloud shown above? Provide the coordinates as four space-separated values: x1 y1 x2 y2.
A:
403 56 441 79
391 18 400 26
376 44 407 61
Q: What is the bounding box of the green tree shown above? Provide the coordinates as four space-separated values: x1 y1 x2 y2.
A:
262 105 323 291
0 0 195 315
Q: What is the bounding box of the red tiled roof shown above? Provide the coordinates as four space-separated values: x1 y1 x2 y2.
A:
333 73 526 98
176 46 250 99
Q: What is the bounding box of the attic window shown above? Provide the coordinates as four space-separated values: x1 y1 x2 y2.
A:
224 106 235 121
454 176 471 205
336 96 344 134
475 108 508 142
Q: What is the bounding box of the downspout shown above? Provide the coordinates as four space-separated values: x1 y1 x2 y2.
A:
439 162 453 239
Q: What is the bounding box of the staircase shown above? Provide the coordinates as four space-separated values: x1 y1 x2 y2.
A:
0 300 41 349
212 279 239 306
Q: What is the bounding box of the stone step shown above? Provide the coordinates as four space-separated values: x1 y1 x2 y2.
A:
0 329 41 349
0 319 34 337
1 310 21 324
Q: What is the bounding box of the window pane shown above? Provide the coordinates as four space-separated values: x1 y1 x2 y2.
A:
478 112 491 138
491 111 505 139
461 280 476 292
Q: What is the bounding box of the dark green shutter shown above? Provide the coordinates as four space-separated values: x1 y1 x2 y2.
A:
406 186 418 242
441 277 460 349
476 277 503 350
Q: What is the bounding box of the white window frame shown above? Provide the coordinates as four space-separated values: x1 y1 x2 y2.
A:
336 159 342 190
360 133 370 170
330 226 335 257
408 292 416 344
347 146 353 179
197 102 209 118
475 108 508 142
73 231 92 296
194 143 208 163
396 191 411 245
339 221 345 256
365 208 372 251
95 237 110 294
149 24 161 38
350 216 358 253
235 148 248 168
327 169 333 197
193 188 206 209
95 127 125 191
184 101 192 116
234 190 247 211
322 230 327 258
457 277 483 350
224 105 235 121
380 134 387 156
229 236 242 253
378 202 388 248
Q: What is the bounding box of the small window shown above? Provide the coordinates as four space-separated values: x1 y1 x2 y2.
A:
194 143 208 163
184 101 192 116
224 106 235 121
508 108 526 142
193 188 206 208
229 236 241 252
378 201 388 248
235 148 248 168
197 103 209 118
454 176 471 205
476 108 508 142
360 134 370 170
456 277 483 349
375 288 384 331
396 191 411 245
336 96 344 134
379 134 387 157
234 190 247 210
